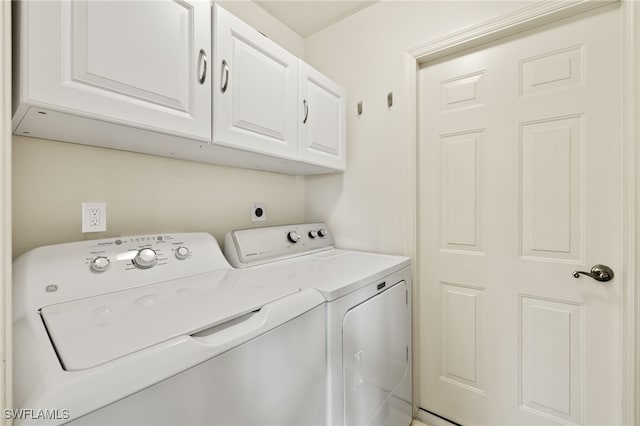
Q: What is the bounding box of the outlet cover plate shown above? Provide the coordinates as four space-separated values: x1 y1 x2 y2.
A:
251 202 266 222
82 202 107 232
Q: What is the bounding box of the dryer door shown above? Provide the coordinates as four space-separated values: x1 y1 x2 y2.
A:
343 280 409 426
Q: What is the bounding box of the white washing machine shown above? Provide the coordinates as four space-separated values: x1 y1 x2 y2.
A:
12 232 326 426
225 223 413 426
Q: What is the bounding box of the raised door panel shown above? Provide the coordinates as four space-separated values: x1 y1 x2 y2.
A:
213 5 298 159
20 0 211 141
298 62 346 170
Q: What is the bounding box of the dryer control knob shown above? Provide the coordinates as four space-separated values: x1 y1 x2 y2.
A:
133 248 158 269
317 228 327 238
175 246 190 260
308 230 318 239
287 231 301 243
90 256 110 273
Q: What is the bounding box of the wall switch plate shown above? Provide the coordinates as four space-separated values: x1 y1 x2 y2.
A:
82 202 107 232
251 202 266 222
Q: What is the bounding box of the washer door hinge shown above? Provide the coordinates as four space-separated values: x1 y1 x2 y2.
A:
406 345 409 362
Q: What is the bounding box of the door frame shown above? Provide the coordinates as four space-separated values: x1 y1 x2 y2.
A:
405 1 638 423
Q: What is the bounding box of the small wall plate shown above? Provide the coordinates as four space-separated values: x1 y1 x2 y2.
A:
251 202 266 222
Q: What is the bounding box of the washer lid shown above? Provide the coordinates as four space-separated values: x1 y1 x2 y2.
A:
40 270 299 371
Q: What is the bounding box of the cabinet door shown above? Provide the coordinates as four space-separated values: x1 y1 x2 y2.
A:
298 62 346 170
213 5 298 159
20 0 211 141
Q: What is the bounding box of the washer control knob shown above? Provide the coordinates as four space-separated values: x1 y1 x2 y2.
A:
308 230 318 239
133 248 158 269
318 228 327 238
175 246 190 260
287 231 301 243
90 256 110 273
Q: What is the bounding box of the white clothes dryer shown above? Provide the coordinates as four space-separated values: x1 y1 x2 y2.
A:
225 223 413 426
12 233 326 426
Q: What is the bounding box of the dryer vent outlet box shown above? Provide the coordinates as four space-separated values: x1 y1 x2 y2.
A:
251 203 266 222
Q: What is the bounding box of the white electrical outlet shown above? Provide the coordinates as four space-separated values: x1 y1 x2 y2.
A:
82 202 107 232
251 202 266 222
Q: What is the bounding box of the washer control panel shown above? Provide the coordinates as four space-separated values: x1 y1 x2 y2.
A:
12 232 230 309
84 234 197 274
224 223 334 268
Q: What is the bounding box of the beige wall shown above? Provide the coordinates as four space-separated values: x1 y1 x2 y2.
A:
12 137 305 258
1 0 11 421
217 1 304 57
11 2 305 259
303 1 531 255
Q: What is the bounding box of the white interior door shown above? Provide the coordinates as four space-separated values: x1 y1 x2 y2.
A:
419 5 621 425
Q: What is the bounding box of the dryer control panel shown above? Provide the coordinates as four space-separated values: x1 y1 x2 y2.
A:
224 223 335 268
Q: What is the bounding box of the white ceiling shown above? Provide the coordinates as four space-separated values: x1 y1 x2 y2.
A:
254 1 378 38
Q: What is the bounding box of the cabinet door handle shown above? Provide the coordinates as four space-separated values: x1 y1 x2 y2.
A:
221 60 229 93
198 49 207 85
303 99 309 124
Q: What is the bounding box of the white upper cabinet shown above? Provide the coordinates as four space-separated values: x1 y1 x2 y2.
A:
13 2 346 175
213 5 299 159
14 0 211 141
298 62 347 170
